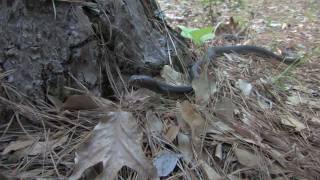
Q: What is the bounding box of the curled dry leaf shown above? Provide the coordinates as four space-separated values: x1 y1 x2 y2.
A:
153 151 182 177
286 94 320 108
177 132 193 163
2 139 34 155
27 135 68 156
235 148 259 168
164 125 180 142
161 65 188 86
215 143 223 160
69 111 157 180
62 94 116 111
214 97 236 123
62 94 100 110
179 101 206 152
310 117 320 125
200 160 222 180
2 136 68 157
124 89 159 110
192 70 217 103
146 111 163 135
280 115 306 131
236 79 252 96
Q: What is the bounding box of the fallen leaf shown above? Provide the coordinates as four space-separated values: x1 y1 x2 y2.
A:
153 151 182 177
177 132 193 163
124 89 159 110
200 160 222 180
280 115 306 131
268 21 282 27
27 135 68 156
17 169 44 179
146 111 163 135
255 90 273 109
227 174 242 180
62 94 115 111
286 95 304 105
179 101 206 152
310 117 320 124
208 121 234 134
161 65 187 86
235 148 259 168
269 163 287 175
164 125 180 142
62 94 100 110
214 97 236 122
236 79 252 96
192 70 217 103
1 139 33 155
215 143 223 160
69 112 157 180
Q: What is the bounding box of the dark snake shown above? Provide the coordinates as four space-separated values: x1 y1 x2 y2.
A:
128 45 298 94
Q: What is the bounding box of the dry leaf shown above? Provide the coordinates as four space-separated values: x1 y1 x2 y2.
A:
215 143 223 160
227 174 242 180
179 101 206 152
310 117 320 124
165 125 180 142
62 94 116 111
236 79 252 96
280 115 306 131
27 135 68 156
235 148 259 168
69 112 157 180
124 89 159 110
146 111 163 135
153 151 181 177
200 160 222 180
62 94 100 110
17 169 44 179
286 95 304 105
2 139 33 155
192 70 217 103
177 132 193 163
214 97 236 122
160 65 187 86
286 94 320 108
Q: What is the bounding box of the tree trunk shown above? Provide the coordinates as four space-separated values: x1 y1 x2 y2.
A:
0 0 193 100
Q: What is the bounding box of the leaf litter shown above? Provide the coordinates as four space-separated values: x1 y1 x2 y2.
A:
1 0 320 179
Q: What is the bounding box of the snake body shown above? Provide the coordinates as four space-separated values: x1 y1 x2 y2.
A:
129 45 297 94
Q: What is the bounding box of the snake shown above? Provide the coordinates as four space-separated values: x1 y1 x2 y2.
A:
128 45 298 94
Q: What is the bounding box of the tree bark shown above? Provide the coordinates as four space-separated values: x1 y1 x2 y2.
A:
0 0 193 100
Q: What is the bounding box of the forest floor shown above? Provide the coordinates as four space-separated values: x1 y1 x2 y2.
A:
157 0 320 179
1 0 320 179
159 0 320 179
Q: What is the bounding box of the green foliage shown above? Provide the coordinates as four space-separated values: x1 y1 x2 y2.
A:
201 0 225 4
272 56 305 91
201 0 247 9
178 26 215 46
232 15 249 27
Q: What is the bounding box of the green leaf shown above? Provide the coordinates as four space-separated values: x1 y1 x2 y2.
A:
190 27 214 45
178 26 214 46
178 25 199 39
200 33 215 43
